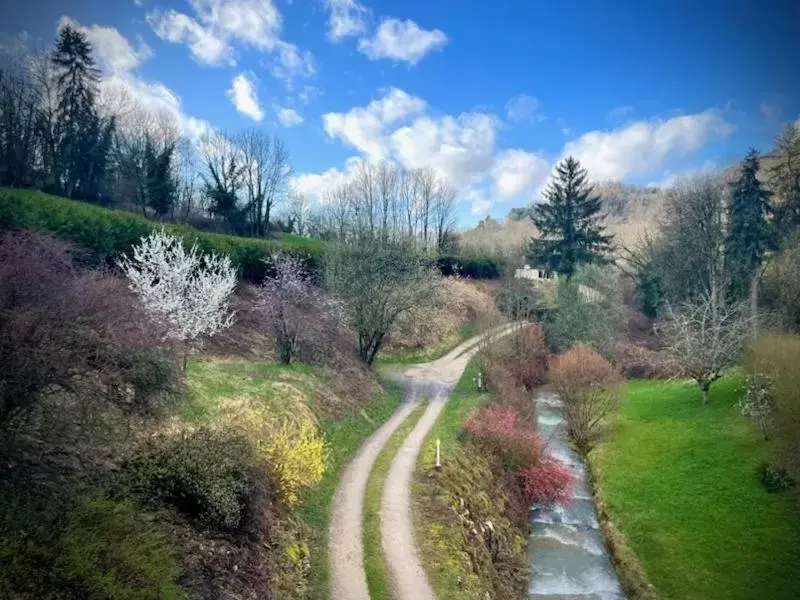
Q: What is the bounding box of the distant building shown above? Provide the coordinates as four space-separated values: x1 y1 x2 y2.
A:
514 264 556 281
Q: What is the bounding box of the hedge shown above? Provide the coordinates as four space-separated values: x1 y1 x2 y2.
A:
0 188 323 283
436 254 503 279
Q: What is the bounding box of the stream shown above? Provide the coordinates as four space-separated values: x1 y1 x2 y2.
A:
528 390 625 600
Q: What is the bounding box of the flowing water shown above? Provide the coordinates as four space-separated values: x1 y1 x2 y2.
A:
528 390 625 600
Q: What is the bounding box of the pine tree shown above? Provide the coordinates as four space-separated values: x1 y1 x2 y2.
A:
528 156 614 278
144 139 177 217
51 24 113 200
725 149 774 301
766 124 800 238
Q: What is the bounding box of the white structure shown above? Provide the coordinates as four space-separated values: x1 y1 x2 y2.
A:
514 264 555 281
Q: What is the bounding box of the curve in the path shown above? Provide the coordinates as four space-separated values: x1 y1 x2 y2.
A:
329 323 526 600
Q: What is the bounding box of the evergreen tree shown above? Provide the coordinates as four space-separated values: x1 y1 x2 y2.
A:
528 156 614 278
145 139 177 217
51 24 113 200
725 149 774 301
767 124 800 238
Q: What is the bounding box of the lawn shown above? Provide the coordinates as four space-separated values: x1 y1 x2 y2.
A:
590 375 800 600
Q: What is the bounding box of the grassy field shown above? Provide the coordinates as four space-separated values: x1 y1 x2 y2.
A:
363 402 427 599
591 374 800 600
184 359 405 600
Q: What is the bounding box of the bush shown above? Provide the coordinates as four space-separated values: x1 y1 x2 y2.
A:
58 496 186 600
0 188 322 283
118 349 179 404
437 254 503 279
757 462 796 493
744 332 800 479
544 264 626 358
506 323 549 389
550 343 623 452
465 405 541 471
494 278 542 321
0 231 163 422
133 427 268 533
519 459 574 506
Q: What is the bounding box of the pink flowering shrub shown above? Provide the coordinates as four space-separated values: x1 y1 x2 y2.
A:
465 405 542 471
520 458 574 506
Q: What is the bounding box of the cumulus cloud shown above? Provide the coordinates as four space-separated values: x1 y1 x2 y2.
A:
325 0 369 42
275 105 303 127
357 18 448 65
491 149 550 198
505 94 544 124
227 73 264 121
146 9 234 66
291 156 364 199
323 88 427 159
269 41 314 88
562 110 735 181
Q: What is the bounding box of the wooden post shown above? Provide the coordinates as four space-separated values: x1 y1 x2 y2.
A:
435 439 441 469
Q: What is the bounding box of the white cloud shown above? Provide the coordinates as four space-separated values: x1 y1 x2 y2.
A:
147 0 305 72
505 94 544 124
646 160 718 188
275 105 303 127
607 105 634 121
491 149 549 198
227 73 264 121
323 88 427 159
357 18 448 65
269 40 314 89
466 188 492 217
390 112 497 188
291 156 364 199
146 9 233 65
562 110 735 181
325 0 369 42
59 16 152 74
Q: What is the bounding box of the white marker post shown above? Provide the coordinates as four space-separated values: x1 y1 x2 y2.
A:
435 438 441 469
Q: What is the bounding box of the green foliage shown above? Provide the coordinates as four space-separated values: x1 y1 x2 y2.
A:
132 427 265 532
590 376 800 600
58 497 186 600
436 254 502 279
724 149 774 301
528 156 614 278
544 264 626 357
119 348 178 403
0 188 323 283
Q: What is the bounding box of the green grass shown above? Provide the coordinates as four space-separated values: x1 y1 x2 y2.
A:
363 402 427 600
591 374 800 600
377 322 477 366
299 378 405 600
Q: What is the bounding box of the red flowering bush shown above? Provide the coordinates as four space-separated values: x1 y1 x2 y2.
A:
465 405 542 471
520 458 574 506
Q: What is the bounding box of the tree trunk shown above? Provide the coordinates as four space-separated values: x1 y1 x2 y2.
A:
749 270 760 338
700 382 710 404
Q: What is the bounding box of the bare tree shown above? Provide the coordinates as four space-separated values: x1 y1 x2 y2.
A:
399 167 419 238
375 161 398 238
199 130 244 223
238 129 292 237
666 288 753 403
416 167 437 244
432 178 457 252
284 190 311 235
325 239 439 365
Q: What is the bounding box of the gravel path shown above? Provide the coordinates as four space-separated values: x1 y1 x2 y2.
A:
329 323 523 600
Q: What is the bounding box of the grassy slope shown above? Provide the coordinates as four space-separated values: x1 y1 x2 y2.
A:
185 359 404 600
591 375 800 600
363 402 427 600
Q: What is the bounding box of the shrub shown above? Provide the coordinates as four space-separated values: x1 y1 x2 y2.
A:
506 323 549 389
485 363 536 424
494 278 541 321
465 405 541 471
0 231 163 422
0 188 323 283
757 462 796 493
437 254 503 279
133 427 267 533
519 459 574 506
744 332 800 479
118 349 179 404
57 496 186 600
544 264 626 358
550 343 623 452
740 373 776 440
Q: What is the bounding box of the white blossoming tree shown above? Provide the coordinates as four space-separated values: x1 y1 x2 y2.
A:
119 229 237 370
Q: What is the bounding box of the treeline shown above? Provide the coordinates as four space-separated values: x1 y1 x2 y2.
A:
0 24 297 237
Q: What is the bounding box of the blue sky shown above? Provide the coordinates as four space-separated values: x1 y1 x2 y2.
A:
3 0 799 226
